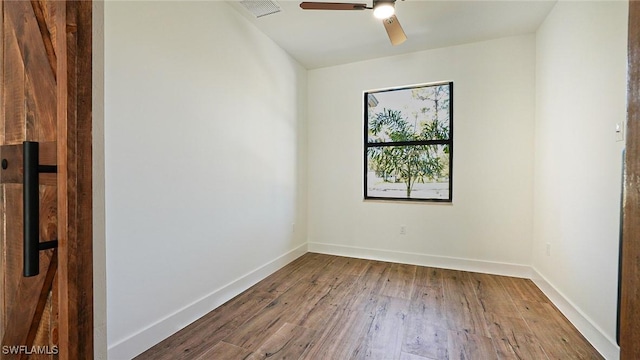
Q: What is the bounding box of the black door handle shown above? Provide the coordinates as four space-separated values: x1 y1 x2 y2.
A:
23 141 58 277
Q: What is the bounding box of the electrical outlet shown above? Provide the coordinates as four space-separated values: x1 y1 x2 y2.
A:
546 243 551 256
400 225 406 235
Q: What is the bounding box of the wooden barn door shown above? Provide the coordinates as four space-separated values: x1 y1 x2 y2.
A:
0 1 92 359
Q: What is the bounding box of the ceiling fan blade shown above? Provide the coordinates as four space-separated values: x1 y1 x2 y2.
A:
300 2 367 10
382 15 407 46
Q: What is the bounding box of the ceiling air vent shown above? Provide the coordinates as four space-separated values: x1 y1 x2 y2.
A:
239 0 282 18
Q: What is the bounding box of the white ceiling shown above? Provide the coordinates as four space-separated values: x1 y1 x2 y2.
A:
227 0 557 69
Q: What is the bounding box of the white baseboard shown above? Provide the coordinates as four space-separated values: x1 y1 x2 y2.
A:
531 268 620 360
308 242 532 278
107 243 308 360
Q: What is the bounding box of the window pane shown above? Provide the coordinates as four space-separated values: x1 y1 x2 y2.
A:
367 84 451 143
366 145 450 200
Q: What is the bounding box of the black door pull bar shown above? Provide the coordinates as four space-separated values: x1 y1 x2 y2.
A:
23 141 58 277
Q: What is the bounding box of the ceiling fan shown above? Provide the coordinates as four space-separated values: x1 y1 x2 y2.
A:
299 0 407 46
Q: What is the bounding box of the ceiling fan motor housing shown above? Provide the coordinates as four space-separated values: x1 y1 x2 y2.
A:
373 0 396 19
373 0 396 5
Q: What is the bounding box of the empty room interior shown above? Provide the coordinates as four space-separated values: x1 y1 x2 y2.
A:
95 0 629 359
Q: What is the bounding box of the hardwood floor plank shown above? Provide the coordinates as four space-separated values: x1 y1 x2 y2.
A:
514 299 602 359
402 285 448 359
412 266 444 291
468 272 520 316
340 256 371 277
441 270 490 337
483 311 548 360
380 263 417 300
356 295 409 360
314 255 352 283
223 280 323 351
402 322 448 360
292 275 359 330
447 330 497 360
499 276 548 303
134 289 275 359
194 341 252 360
406 286 447 329
301 253 350 284
345 261 391 313
252 253 323 296
300 306 375 359
400 352 434 360
247 323 316 360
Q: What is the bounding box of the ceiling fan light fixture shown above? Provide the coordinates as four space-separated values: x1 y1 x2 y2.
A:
373 2 394 19
298 0 406 45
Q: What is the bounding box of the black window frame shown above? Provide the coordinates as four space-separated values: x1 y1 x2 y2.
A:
363 81 454 202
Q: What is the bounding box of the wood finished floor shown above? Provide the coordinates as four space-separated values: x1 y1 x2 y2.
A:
135 253 603 360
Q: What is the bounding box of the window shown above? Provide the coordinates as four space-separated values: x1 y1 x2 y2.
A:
364 82 453 202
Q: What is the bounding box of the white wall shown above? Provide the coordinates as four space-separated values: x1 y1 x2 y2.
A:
104 2 307 358
307 36 536 274
533 1 628 358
